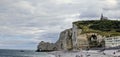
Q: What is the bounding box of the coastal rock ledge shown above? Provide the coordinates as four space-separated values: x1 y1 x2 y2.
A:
37 20 120 52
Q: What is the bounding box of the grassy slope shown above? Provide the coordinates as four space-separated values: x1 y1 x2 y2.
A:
73 20 120 36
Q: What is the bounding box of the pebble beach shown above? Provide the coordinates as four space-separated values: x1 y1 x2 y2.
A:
48 50 120 57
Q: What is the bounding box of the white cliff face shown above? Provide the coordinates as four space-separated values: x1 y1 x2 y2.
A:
72 24 78 50
55 29 73 51
72 24 82 50
72 23 105 50
37 29 73 51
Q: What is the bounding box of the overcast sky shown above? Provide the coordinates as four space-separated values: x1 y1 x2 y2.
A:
0 0 120 50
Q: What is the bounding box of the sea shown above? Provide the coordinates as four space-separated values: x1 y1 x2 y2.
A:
0 49 55 57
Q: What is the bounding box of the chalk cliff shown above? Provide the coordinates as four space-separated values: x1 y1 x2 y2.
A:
37 29 73 51
37 20 120 51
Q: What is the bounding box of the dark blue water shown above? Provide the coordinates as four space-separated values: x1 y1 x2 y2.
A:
0 49 54 57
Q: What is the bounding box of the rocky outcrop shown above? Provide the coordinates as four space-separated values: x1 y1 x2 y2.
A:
37 41 56 51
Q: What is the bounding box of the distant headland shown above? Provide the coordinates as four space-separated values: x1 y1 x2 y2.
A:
36 14 120 52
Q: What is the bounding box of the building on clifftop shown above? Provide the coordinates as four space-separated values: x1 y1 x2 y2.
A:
100 14 108 20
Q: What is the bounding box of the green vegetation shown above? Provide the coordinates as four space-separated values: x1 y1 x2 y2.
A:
73 20 120 36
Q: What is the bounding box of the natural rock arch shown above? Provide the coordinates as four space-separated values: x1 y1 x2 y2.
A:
88 34 98 48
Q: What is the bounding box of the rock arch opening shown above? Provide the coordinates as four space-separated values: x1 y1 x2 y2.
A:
88 34 98 48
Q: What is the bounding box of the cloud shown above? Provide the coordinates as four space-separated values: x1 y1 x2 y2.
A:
0 0 120 49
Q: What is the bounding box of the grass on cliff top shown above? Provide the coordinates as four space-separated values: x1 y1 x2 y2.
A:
73 20 120 36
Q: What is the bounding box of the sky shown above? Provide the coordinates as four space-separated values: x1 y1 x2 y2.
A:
0 0 120 50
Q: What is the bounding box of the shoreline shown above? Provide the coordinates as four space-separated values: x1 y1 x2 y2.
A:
47 50 120 57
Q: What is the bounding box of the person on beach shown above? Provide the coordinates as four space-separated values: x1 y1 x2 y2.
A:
76 55 80 57
58 55 61 57
103 52 106 55
113 52 115 54
81 54 83 57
